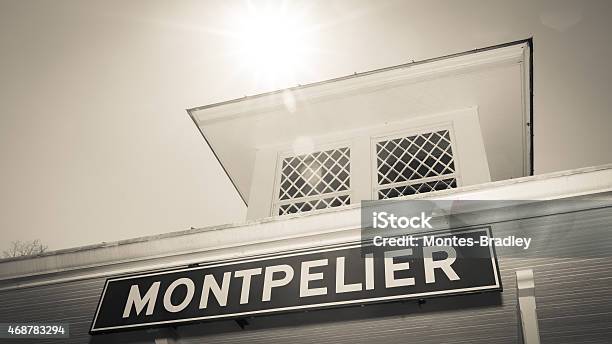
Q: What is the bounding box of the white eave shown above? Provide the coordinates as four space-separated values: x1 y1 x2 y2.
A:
188 40 533 204
1 163 610 291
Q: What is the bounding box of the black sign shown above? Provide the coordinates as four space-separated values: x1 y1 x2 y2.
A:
90 227 500 333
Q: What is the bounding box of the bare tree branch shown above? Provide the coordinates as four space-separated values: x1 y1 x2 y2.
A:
2 240 48 258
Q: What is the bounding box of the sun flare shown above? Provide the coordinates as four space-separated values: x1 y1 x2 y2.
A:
228 2 316 89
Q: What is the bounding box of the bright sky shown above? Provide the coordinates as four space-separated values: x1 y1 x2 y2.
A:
1 0 611 252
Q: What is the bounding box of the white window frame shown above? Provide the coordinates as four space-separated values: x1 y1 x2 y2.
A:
271 140 353 217
370 123 462 200
254 108 489 219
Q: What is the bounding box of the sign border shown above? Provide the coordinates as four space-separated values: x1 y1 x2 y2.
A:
90 226 501 334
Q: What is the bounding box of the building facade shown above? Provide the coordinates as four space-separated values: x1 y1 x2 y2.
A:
1 40 611 344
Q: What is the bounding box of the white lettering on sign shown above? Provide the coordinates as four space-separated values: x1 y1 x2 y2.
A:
300 259 328 297
122 282 160 318
200 272 231 309
423 246 460 284
365 253 375 290
262 265 294 302
119 248 462 315
383 249 415 288
234 268 262 304
163 278 195 313
336 256 362 293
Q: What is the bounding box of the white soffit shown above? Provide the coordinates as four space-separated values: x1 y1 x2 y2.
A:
188 41 532 204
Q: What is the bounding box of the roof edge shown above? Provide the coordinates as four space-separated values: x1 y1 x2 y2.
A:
186 38 532 114
2 161 610 265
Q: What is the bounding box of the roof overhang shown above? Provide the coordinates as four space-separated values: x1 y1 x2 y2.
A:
188 39 533 204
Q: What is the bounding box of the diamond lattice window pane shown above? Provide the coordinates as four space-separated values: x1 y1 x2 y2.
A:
276 147 351 215
375 129 457 199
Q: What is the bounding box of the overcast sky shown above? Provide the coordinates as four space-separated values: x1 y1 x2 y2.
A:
1 0 611 252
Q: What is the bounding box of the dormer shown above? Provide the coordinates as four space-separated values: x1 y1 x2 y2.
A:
188 41 532 220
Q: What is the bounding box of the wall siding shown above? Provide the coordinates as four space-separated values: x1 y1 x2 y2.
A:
1 207 611 343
